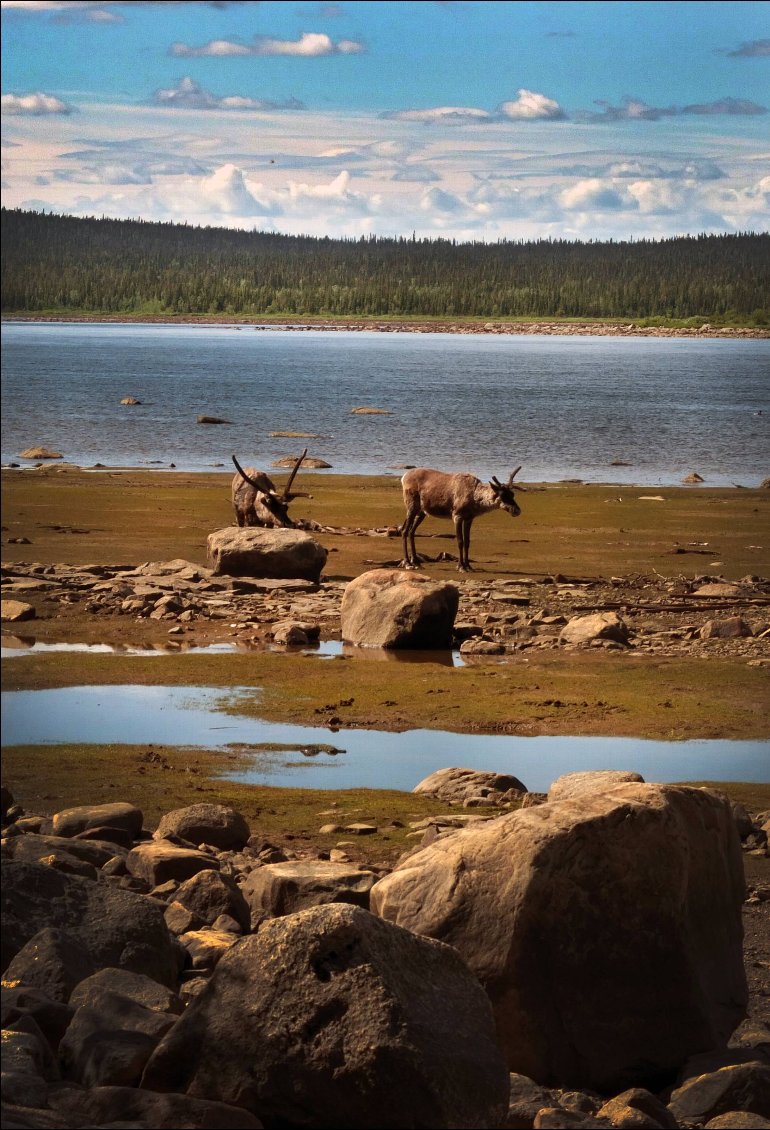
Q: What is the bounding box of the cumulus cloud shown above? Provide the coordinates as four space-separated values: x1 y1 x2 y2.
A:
380 106 493 123
199 163 277 215
152 77 305 113
170 32 364 58
682 97 767 116
1 91 75 115
726 39 770 58
498 89 566 120
560 178 634 211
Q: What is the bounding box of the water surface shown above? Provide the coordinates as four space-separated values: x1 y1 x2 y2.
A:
3 685 766 793
2 323 767 485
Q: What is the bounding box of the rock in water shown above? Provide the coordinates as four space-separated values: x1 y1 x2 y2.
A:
341 568 459 649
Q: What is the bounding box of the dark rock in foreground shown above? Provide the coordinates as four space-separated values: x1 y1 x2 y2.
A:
141 903 509 1129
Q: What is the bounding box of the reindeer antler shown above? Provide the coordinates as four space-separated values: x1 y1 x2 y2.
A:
282 448 308 501
232 455 278 495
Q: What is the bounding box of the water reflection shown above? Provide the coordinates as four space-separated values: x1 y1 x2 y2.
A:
1 634 466 666
2 684 767 794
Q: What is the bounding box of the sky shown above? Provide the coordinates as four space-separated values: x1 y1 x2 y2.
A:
1 0 769 242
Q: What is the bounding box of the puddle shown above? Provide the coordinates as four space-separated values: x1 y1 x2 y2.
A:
2 685 767 794
1 635 467 665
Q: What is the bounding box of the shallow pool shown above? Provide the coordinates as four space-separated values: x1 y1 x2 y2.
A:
2 685 767 793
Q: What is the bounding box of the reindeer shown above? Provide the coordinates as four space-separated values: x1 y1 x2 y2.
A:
400 466 523 572
231 448 309 528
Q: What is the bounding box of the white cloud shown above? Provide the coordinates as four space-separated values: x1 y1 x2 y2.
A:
1 91 75 115
170 32 364 58
152 77 305 113
381 106 493 124
199 163 277 215
560 178 633 211
498 89 566 121
626 179 682 214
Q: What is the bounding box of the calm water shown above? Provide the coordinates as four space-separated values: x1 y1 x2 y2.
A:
2 686 767 792
2 322 768 485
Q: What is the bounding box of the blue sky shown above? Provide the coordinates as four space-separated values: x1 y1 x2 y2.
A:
2 0 768 241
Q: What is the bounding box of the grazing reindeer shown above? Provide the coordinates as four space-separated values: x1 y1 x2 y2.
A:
231 448 309 528
400 466 523 572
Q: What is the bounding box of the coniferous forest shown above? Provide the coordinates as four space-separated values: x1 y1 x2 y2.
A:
1 208 768 324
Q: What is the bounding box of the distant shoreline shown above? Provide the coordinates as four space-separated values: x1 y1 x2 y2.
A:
3 314 769 339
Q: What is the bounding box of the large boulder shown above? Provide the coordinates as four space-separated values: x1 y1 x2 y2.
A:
51 802 143 841
370 783 747 1093
341 568 460 649
207 527 327 582
126 841 220 887
240 861 379 925
413 768 528 805
1 860 182 989
141 903 509 1129
153 803 250 851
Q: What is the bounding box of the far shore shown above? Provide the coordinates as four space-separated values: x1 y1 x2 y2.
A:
3 313 769 339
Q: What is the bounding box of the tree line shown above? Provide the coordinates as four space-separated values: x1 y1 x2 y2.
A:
1 208 767 323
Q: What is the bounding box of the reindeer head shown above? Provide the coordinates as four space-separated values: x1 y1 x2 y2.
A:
490 466 523 517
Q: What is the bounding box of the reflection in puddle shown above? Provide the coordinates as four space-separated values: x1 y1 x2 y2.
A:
2 684 767 794
1 635 466 665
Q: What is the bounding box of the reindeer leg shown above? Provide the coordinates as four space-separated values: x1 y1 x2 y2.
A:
401 511 426 568
456 517 473 571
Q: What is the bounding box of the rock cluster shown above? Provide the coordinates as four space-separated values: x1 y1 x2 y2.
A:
2 777 768 1129
2 559 769 664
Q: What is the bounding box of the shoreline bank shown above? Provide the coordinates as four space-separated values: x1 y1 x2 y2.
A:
3 313 769 339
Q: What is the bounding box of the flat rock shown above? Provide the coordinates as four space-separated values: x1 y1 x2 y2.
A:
240 860 378 922
1 600 36 622
413 767 527 805
126 841 220 887
548 770 645 803
207 527 327 582
154 804 250 851
51 801 143 840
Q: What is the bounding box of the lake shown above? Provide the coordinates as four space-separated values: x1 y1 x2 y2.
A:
1 322 768 485
2 685 767 793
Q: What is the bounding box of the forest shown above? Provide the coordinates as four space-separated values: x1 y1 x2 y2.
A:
1 208 767 324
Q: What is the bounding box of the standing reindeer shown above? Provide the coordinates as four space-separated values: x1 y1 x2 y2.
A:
231 449 309 528
400 466 523 572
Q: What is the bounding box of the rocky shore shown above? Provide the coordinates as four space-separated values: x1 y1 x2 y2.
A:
2 770 769 1130
3 554 769 666
4 314 769 339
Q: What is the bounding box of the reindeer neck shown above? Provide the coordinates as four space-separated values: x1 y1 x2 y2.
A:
474 481 499 512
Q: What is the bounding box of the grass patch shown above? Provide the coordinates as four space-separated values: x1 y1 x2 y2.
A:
2 650 768 741
0 742 462 866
